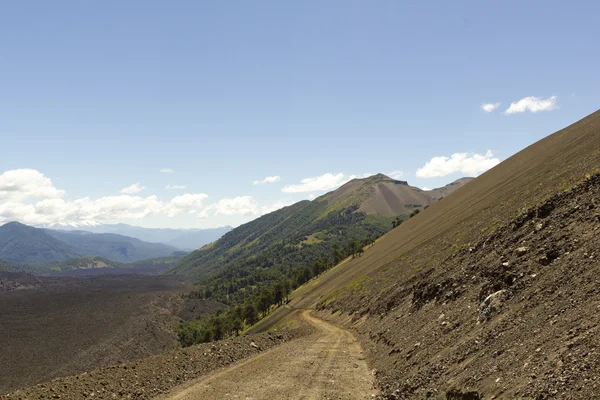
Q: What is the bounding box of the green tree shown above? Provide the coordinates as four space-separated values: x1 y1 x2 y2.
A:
231 318 243 336
273 282 285 306
243 303 258 325
332 243 344 264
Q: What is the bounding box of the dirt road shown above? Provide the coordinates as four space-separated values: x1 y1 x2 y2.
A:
159 310 376 400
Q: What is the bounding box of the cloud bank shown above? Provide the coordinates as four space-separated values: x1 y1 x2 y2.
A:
0 169 293 226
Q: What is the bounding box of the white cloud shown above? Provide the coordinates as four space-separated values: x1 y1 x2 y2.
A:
505 96 557 114
307 194 316 200
0 169 214 225
253 176 281 185
388 170 404 180
416 150 500 178
481 103 500 112
282 173 355 193
120 183 145 194
0 169 299 226
0 169 65 200
160 168 174 173
200 196 258 217
167 193 208 217
165 184 188 190
421 187 431 191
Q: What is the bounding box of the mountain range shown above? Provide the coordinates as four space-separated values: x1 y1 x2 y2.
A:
37 223 232 251
0 176 469 276
0 222 180 265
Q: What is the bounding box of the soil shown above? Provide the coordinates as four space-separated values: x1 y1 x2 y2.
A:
177 298 228 321
0 275 192 394
159 310 375 400
2 328 310 400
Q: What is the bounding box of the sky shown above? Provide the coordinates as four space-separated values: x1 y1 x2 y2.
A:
1 1 599 229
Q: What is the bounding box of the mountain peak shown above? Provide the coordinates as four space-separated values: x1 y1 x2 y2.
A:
320 176 472 217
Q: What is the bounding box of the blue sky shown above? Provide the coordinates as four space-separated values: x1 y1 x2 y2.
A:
1 1 598 228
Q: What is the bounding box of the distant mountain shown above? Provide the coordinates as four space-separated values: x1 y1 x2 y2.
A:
44 230 180 263
39 223 231 250
0 222 80 263
167 174 471 302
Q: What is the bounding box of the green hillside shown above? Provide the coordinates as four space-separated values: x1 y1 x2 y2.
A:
168 198 393 292
44 230 179 263
168 174 472 346
0 222 80 263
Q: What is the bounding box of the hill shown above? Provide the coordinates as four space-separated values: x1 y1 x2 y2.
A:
166 174 469 345
320 173 472 216
253 110 600 398
44 230 179 263
0 222 80 263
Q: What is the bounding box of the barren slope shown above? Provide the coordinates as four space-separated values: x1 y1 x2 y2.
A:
321 174 472 217
253 110 600 398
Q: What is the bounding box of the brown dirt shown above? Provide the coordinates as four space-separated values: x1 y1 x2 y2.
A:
159 310 376 400
251 110 600 398
0 275 192 394
2 328 310 400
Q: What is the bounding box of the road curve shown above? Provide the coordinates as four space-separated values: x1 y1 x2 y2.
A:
158 310 376 400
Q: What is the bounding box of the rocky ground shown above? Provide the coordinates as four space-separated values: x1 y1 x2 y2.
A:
2 328 310 400
0 275 192 394
322 174 600 399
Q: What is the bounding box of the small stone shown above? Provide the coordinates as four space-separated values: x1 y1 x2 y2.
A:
516 247 529 256
535 223 544 232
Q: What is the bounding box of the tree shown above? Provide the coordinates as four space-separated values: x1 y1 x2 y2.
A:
258 290 273 317
243 303 258 325
283 280 292 303
273 282 285 306
346 239 360 258
410 209 421 218
231 318 243 336
332 243 344 264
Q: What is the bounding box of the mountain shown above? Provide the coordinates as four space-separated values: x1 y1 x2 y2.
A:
319 173 472 216
0 222 80 263
43 230 180 263
167 174 469 307
253 110 600 397
39 223 231 250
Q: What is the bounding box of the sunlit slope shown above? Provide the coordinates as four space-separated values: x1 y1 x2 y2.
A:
258 109 600 325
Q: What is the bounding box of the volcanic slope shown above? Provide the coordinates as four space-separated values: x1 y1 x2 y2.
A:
254 110 600 398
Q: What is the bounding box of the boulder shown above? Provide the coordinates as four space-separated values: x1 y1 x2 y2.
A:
478 290 508 323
